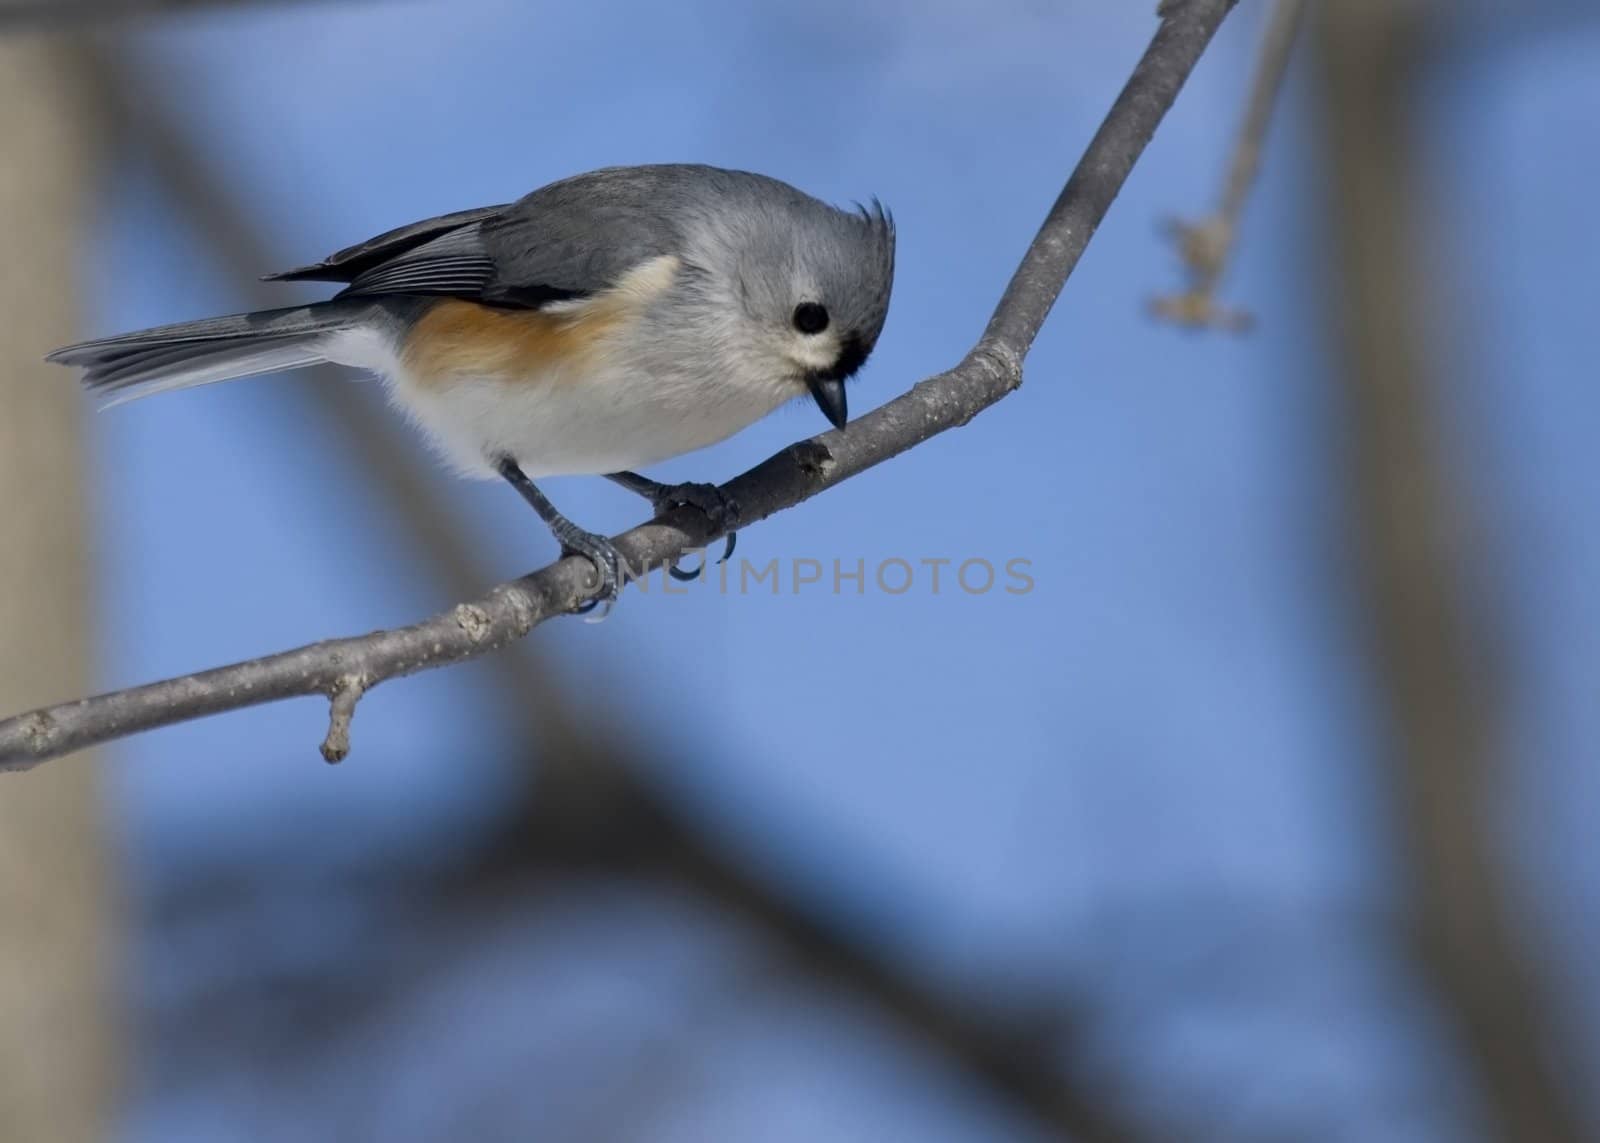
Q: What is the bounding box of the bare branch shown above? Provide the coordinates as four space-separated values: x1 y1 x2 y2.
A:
0 0 1239 772
1320 3 1591 1141
1150 0 1305 331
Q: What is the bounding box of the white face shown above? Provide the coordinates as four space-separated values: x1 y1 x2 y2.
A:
779 322 843 377
760 292 843 384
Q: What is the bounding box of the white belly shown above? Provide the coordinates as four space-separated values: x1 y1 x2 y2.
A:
389 367 789 479
321 326 789 479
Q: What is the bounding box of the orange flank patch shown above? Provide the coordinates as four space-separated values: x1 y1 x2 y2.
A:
400 254 680 388
401 299 606 386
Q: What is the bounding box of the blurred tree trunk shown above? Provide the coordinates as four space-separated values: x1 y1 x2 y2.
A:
0 34 119 1143
1319 4 1590 1141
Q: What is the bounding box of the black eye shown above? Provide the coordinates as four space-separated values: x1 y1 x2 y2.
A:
792 302 830 335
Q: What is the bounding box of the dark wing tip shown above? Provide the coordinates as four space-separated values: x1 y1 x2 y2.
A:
261 263 337 283
259 203 511 287
45 340 102 366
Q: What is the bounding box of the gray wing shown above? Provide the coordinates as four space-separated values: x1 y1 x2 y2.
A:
473 167 689 306
260 167 693 309
262 205 508 293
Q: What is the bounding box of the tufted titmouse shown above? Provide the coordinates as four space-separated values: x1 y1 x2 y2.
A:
49 164 896 608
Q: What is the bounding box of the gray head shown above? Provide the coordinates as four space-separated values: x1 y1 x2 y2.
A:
692 172 895 428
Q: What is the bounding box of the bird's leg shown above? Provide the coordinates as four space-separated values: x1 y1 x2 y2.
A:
606 471 739 581
497 456 622 616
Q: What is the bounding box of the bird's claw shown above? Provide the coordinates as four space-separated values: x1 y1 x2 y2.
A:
649 481 737 526
651 482 739 580
560 530 623 620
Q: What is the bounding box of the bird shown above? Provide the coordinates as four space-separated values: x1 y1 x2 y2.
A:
48 163 896 612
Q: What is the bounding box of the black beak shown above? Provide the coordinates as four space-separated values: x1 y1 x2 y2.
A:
807 373 848 429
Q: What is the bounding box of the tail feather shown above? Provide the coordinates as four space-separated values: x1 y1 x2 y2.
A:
47 300 376 405
92 341 332 406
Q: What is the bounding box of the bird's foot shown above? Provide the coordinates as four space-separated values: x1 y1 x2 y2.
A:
555 526 624 620
648 482 740 581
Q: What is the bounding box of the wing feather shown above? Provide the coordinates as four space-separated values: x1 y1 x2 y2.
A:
263 204 507 283
260 167 741 311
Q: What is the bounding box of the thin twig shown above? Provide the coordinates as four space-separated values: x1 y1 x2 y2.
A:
1 0 1239 775
1320 2 1591 1141
1150 0 1305 332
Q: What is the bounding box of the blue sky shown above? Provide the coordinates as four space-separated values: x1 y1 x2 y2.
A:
60 2 1600 1138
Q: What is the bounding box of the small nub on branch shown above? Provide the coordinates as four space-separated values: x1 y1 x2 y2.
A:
320 676 368 764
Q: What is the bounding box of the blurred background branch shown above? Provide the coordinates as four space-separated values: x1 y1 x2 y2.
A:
1151 0 1305 332
0 0 336 31
1320 2 1593 1141
0 35 118 1141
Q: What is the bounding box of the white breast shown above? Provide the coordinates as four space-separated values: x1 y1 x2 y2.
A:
386 354 788 479
319 283 794 480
